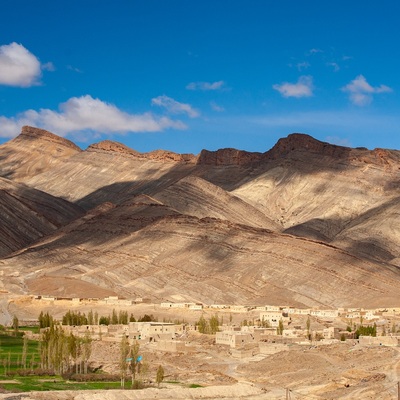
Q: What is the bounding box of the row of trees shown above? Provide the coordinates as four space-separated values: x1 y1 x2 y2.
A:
60 310 157 326
196 314 220 334
37 312 165 387
40 324 92 375
38 311 55 328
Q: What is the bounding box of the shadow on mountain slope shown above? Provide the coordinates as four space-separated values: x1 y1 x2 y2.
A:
284 196 400 265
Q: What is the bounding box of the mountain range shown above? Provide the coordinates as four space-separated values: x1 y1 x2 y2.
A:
0 126 399 308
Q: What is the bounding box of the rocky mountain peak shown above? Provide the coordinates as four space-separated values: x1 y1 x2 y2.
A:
265 133 349 159
18 126 81 152
87 140 140 156
88 140 196 163
196 148 263 165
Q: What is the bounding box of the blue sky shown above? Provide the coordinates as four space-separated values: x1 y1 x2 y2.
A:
0 0 399 154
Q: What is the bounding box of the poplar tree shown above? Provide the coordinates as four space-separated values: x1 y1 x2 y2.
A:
156 365 164 387
129 340 140 386
12 315 19 336
22 336 28 369
120 336 129 388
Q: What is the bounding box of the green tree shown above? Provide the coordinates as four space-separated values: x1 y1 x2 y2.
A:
68 332 81 374
306 316 312 340
82 331 92 374
156 365 165 387
138 314 154 322
112 309 119 325
120 336 129 388
99 315 110 325
12 315 19 336
129 340 141 386
119 310 128 325
196 315 208 334
21 336 28 369
209 314 220 334
277 319 284 335
88 310 94 325
354 323 377 339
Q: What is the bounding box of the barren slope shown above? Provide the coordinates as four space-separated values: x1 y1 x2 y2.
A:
1 199 399 307
0 126 81 180
25 140 197 209
0 127 399 307
231 135 400 263
0 177 84 257
153 175 280 230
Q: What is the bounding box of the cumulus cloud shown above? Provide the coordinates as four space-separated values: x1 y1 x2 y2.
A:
273 76 314 98
342 75 392 106
151 95 200 118
186 80 225 91
0 95 186 138
0 42 42 87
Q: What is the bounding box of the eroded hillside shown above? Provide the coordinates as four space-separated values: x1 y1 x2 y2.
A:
0 126 399 307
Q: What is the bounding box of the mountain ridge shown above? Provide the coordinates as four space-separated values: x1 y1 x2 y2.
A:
0 126 399 307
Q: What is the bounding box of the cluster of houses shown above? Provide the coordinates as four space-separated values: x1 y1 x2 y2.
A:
30 295 400 355
33 295 142 306
32 294 400 321
60 321 188 353
48 304 400 360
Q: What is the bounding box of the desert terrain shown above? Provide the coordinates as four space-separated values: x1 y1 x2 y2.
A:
0 126 399 398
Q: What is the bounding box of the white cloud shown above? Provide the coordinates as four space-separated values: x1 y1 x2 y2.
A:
327 62 340 72
151 95 200 118
273 76 314 98
0 95 186 138
325 136 351 147
186 80 225 91
42 62 55 71
296 62 310 71
309 48 323 55
0 42 42 87
342 75 392 106
67 65 83 73
210 101 225 112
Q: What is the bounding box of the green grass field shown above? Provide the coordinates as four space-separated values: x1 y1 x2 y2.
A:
0 329 122 392
0 328 197 392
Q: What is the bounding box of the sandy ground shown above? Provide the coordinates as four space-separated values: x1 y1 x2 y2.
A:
0 383 266 400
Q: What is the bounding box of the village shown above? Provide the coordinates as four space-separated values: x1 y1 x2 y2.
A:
3 294 400 399
23 295 400 354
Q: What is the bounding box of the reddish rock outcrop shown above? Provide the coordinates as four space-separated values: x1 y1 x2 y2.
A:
264 133 350 160
196 148 263 165
87 140 140 156
88 140 196 163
